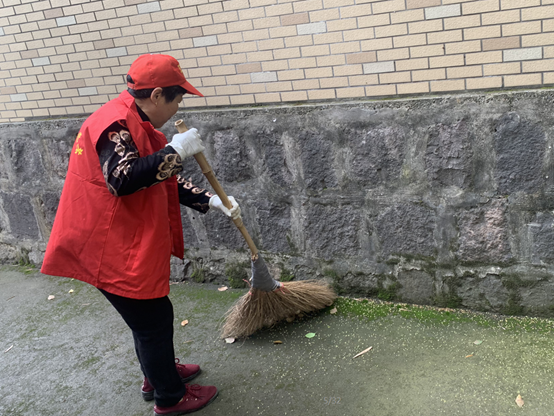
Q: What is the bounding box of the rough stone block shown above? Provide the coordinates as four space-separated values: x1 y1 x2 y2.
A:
305 204 361 259
202 208 251 250
457 272 509 311
181 206 200 249
346 125 405 188
494 112 546 194
339 271 380 296
0 243 17 264
0 192 39 239
456 199 512 264
170 257 191 282
397 269 434 303
528 212 554 264
520 280 554 313
263 137 293 187
212 130 254 183
264 122 307 188
297 129 338 191
36 119 81 181
255 199 292 253
0 130 47 189
38 192 60 230
44 139 73 181
425 119 472 188
376 203 436 258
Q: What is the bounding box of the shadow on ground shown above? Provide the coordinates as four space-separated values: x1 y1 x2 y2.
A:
1 265 554 416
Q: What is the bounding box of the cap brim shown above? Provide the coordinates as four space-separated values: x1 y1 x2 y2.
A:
182 80 203 97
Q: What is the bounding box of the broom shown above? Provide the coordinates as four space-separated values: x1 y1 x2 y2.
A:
175 120 337 339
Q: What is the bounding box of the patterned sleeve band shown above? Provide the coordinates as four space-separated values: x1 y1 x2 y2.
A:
96 121 212 212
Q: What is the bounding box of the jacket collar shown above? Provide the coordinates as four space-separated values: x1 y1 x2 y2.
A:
119 90 156 137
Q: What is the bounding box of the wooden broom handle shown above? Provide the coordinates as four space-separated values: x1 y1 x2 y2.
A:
175 119 259 258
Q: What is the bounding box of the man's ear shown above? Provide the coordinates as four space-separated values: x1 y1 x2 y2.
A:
150 87 163 105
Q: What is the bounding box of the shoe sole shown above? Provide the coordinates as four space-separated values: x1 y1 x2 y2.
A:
153 389 219 416
142 369 202 402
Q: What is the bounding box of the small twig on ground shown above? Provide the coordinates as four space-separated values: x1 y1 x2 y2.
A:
353 346 373 358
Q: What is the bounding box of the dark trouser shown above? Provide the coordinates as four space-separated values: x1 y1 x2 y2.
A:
99 289 186 407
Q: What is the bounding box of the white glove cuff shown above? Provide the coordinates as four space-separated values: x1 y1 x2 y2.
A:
209 195 217 209
166 143 185 159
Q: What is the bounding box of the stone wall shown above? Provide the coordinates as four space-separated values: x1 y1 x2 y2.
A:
3 89 554 316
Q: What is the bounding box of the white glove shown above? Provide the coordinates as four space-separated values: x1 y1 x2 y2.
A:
209 195 241 219
166 128 205 159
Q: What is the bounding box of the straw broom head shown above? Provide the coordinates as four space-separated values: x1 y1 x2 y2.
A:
221 278 337 339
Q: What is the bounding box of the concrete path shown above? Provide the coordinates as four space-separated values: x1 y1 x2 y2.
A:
1 265 554 416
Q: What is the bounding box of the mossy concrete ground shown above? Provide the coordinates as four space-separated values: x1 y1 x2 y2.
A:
2 265 554 416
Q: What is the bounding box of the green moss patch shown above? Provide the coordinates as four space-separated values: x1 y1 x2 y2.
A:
225 261 250 288
333 296 554 334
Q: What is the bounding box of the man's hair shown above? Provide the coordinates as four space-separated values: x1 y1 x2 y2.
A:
126 75 187 102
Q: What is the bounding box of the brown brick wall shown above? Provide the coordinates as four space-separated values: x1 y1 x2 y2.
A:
1 0 554 122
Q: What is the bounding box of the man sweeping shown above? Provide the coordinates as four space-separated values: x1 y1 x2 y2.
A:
41 54 239 415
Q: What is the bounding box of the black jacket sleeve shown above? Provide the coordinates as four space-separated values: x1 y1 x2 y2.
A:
95 120 212 213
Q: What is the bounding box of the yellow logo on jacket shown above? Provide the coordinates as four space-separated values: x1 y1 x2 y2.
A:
75 132 83 155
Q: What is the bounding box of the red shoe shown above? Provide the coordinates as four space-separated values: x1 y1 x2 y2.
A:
141 359 201 401
154 384 218 415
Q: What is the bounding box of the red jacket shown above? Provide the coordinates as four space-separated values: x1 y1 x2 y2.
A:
41 90 184 299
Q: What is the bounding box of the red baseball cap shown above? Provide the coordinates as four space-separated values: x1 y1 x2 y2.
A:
127 54 203 97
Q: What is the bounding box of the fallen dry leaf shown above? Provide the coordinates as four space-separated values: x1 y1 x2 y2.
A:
47 295 55 300
218 286 228 292
353 346 373 358
225 337 236 344
516 394 524 408
180 320 189 327
273 340 283 344
330 307 337 314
